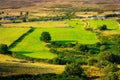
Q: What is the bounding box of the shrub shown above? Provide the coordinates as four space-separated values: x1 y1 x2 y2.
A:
98 25 107 30
0 44 9 54
99 51 114 62
100 45 108 51
103 72 118 80
40 32 51 43
75 44 89 52
102 64 118 74
88 58 98 66
64 62 84 77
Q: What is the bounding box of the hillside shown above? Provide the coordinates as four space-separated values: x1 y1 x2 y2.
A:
0 0 120 11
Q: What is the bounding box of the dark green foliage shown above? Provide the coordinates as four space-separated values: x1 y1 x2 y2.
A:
22 18 27 22
102 64 118 74
88 58 98 66
0 44 9 54
40 32 51 42
75 44 89 52
99 51 114 62
103 72 118 80
98 25 107 30
95 42 102 47
0 73 87 80
64 62 84 77
100 45 108 51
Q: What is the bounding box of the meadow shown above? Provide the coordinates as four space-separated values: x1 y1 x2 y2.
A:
10 20 99 59
2 21 69 28
0 28 30 46
87 19 119 29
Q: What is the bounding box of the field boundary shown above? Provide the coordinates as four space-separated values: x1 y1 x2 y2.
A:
9 28 35 48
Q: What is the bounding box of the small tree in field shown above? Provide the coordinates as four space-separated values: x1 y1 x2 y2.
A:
0 44 9 54
98 25 107 30
40 32 51 42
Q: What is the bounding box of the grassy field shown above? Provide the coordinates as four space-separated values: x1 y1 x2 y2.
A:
2 21 69 28
10 20 99 59
87 19 119 29
0 62 65 76
87 19 120 34
0 28 30 46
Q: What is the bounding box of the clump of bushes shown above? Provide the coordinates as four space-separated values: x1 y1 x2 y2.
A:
0 44 11 54
98 25 107 30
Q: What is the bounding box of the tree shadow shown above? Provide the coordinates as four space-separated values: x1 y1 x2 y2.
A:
13 51 33 54
52 40 76 44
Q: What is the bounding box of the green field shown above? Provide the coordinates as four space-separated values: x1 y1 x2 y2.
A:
2 21 69 28
11 20 99 59
0 28 30 46
87 20 119 29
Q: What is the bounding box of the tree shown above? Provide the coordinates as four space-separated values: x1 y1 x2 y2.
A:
64 62 84 77
98 25 107 30
40 32 51 42
0 44 9 54
20 11 23 16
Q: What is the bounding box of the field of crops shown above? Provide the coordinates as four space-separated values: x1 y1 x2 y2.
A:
0 28 31 46
10 20 99 59
2 21 69 28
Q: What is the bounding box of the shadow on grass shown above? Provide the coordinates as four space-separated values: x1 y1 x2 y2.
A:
13 51 33 54
52 40 76 44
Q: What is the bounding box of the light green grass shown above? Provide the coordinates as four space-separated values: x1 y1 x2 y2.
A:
2 21 69 28
88 19 119 29
0 28 30 46
11 20 99 59
87 19 120 34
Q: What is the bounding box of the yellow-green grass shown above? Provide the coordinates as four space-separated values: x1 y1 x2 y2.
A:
87 19 120 34
0 28 30 46
2 21 69 28
11 20 99 59
0 62 65 76
87 19 119 29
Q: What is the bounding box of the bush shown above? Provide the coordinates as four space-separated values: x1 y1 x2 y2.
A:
0 44 9 54
40 32 51 43
98 25 107 30
103 72 118 80
102 64 118 74
100 45 108 51
75 44 89 52
88 58 98 66
64 62 84 77
99 51 114 62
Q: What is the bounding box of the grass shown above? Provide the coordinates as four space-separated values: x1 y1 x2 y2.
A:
87 19 119 29
0 28 31 46
0 62 65 76
87 19 120 34
11 20 99 59
2 21 69 28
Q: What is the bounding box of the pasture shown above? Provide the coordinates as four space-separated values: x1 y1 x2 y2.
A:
0 28 30 46
2 21 69 28
10 20 99 59
87 19 119 29
87 19 120 34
